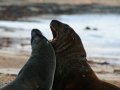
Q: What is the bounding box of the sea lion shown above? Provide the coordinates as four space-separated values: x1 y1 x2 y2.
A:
0 29 56 90
50 20 120 90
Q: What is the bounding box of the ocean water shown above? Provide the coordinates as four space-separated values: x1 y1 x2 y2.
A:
0 14 120 64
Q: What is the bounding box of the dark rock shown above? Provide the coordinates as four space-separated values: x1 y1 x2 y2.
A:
93 28 98 31
98 62 109 65
114 69 120 74
0 3 120 20
85 26 91 30
0 37 12 47
84 26 98 31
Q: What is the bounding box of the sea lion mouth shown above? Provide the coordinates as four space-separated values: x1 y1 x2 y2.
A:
50 22 58 41
50 25 58 40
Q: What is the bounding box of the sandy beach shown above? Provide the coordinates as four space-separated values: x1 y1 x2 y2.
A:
0 51 120 87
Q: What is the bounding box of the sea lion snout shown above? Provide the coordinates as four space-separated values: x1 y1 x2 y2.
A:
50 20 63 31
50 20 69 41
51 20 62 26
31 29 43 38
31 29 49 45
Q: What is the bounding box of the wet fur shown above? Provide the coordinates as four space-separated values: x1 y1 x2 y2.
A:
50 20 120 90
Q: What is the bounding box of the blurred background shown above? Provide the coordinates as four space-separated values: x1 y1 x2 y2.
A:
0 0 120 87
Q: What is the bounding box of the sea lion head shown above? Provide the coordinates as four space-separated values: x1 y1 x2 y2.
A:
50 20 86 57
31 29 51 54
31 29 46 46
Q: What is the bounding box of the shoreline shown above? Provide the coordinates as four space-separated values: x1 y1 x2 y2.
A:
0 3 120 20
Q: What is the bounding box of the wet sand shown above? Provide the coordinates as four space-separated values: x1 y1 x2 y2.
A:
0 51 29 87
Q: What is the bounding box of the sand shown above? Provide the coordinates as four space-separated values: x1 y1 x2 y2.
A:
0 51 120 88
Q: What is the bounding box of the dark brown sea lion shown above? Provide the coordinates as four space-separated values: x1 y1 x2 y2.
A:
50 20 120 90
0 29 56 90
